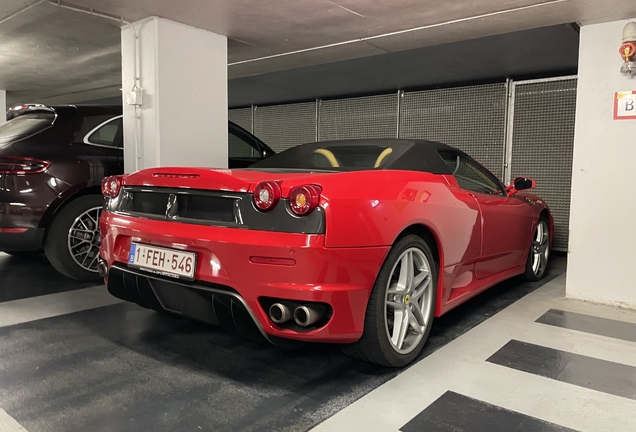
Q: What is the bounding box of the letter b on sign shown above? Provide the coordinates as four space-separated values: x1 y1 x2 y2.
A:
615 92 636 119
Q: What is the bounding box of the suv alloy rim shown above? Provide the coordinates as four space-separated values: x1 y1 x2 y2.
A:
67 206 102 272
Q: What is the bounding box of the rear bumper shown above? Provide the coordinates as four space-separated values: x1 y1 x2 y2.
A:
0 171 73 251
0 228 45 251
107 265 274 344
99 212 390 343
0 173 60 230
0 199 46 232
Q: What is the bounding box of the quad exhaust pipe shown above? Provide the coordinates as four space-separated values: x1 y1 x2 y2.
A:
293 304 327 327
269 302 295 324
97 259 108 278
269 302 328 327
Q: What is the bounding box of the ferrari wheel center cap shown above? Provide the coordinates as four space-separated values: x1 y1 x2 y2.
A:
404 294 410 305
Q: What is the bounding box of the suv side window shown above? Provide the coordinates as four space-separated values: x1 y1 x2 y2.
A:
85 116 123 148
439 151 503 195
229 130 258 158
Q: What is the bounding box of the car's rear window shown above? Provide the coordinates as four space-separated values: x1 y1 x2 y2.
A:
0 113 55 144
311 145 393 169
250 142 413 171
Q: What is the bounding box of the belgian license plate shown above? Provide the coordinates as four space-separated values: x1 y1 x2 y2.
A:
128 243 196 280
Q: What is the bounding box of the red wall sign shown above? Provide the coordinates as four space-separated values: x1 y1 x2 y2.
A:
614 91 636 120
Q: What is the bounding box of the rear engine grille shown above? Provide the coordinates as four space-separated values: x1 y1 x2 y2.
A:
132 191 171 215
118 187 240 225
177 194 235 222
106 186 326 234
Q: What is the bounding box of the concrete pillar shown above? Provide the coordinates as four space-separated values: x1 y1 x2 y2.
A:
121 17 228 173
0 90 6 125
567 18 636 308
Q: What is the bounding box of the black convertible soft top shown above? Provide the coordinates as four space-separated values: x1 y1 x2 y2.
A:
249 139 468 174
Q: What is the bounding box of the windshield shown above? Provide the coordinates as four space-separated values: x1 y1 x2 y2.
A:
0 113 55 145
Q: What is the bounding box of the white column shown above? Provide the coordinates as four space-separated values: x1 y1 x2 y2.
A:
121 17 228 173
0 90 6 125
567 18 636 308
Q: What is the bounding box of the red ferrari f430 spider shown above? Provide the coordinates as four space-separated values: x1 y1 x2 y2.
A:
99 139 551 367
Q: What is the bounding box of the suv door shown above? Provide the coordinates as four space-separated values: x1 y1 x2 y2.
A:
91 116 123 173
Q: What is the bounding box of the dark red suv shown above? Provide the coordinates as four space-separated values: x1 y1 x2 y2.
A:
0 104 273 280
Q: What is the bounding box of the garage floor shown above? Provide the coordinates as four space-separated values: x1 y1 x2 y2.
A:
0 252 596 432
316 274 636 432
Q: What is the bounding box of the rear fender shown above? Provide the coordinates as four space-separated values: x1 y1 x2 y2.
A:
392 223 447 317
39 184 98 231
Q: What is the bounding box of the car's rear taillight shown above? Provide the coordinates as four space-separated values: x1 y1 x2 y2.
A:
289 185 322 216
0 156 50 175
101 176 123 198
0 228 28 234
253 181 281 211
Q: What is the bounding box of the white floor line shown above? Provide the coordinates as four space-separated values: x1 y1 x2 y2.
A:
0 286 123 328
312 274 636 432
455 361 636 432
516 321 636 367
0 408 28 432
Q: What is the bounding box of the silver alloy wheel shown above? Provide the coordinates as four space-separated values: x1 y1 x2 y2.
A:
532 220 550 278
384 247 434 354
67 206 102 273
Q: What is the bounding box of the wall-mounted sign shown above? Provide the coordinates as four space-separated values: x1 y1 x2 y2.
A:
614 91 636 120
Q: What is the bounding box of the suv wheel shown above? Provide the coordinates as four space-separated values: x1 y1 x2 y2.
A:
45 195 103 281
3 251 43 258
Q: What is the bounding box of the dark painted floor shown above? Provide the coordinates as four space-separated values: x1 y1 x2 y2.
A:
401 391 577 432
0 254 566 432
0 252 99 303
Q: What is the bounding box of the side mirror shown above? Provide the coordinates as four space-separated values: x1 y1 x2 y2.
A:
506 177 536 196
514 177 536 191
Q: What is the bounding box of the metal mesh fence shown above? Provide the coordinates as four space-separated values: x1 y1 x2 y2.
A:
254 102 317 152
509 78 577 251
399 84 507 179
228 78 576 250
318 94 398 141
228 108 252 133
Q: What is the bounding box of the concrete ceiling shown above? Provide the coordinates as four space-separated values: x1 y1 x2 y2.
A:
228 24 580 108
1 0 635 106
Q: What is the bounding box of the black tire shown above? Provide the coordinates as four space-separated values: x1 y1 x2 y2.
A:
44 195 104 281
524 217 550 281
3 250 43 258
341 234 438 367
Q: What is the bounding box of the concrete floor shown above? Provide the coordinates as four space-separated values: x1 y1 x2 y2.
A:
1 252 613 432
316 273 636 432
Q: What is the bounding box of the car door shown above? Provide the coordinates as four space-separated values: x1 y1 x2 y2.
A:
65 114 123 190
228 123 271 168
440 151 534 279
83 116 123 174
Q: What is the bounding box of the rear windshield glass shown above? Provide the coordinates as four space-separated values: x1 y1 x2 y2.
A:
311 146 392 169
250 142 412 171
0 113 55 144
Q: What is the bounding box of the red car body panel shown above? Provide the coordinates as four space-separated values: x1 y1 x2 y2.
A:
100 159 551 342
100 212 388 342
